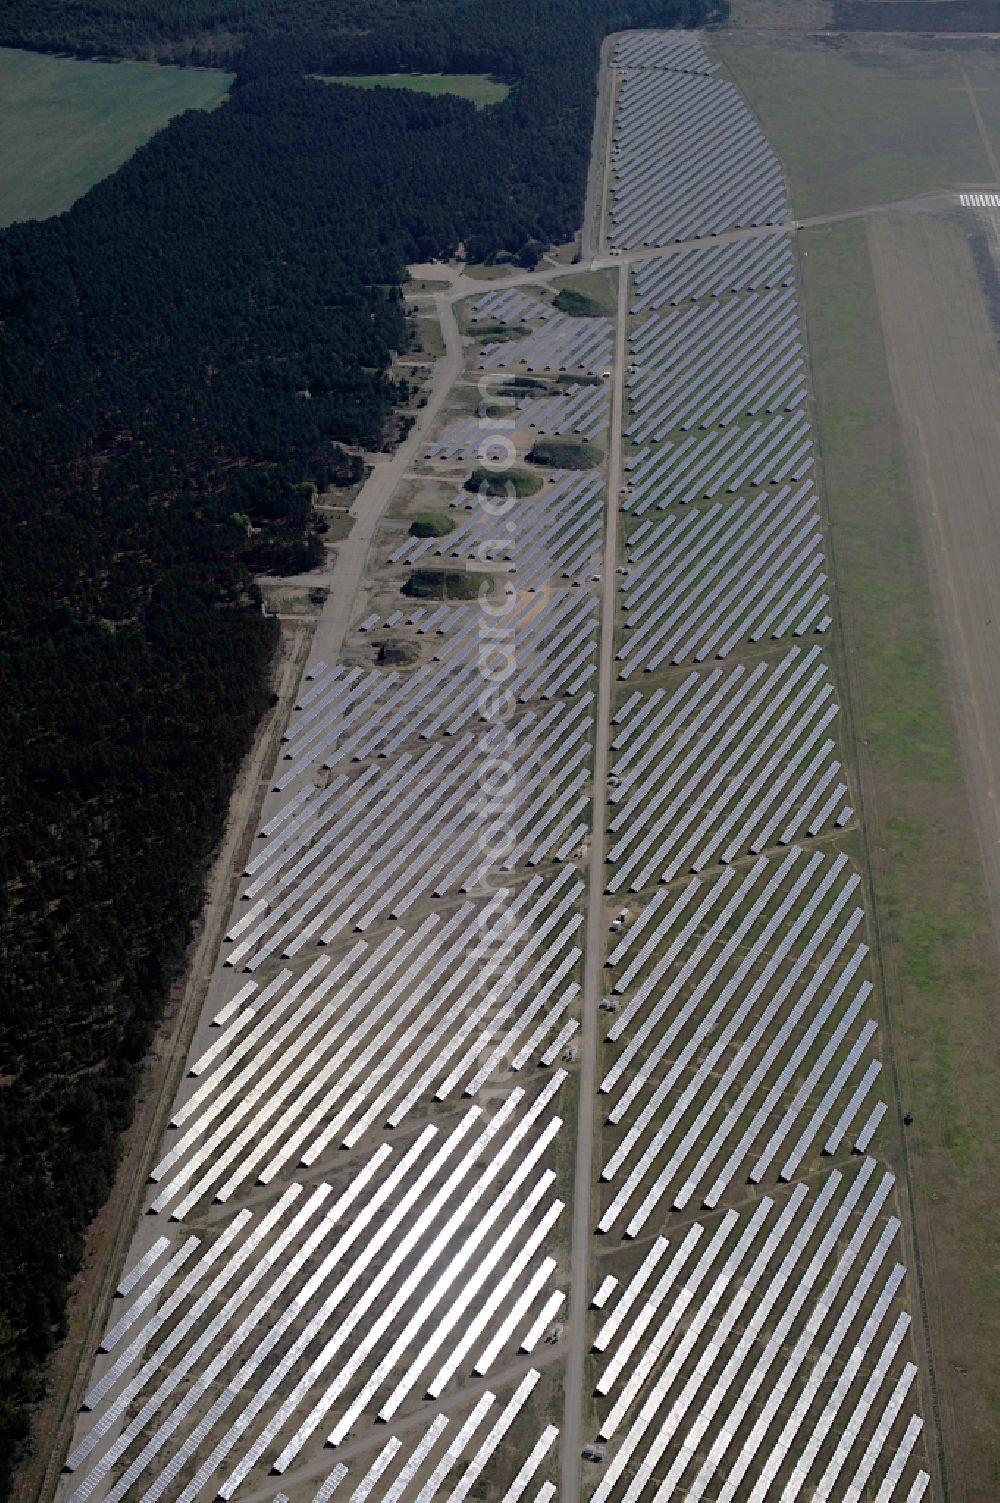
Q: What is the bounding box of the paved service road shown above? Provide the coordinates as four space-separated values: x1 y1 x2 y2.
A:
409 223 794 305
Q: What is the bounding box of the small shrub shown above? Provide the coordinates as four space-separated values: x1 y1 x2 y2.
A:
527 438 602 469
465 466 542 497
409 511 456 538
402 568 481 600
554 287 606 317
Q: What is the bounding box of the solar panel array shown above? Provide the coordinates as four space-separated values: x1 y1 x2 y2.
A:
617 489 830 672
606 651 850 890
630 232 794 311
480 311 614 374
599 848 882 1231
518 382 609 438
471 287 555 323
150 884 583 1214
60 29 937 1503
291 1385 559 1503
590 35 932 1501
424 412 488 462
589 1164 930 1502
608 34 787 249
425 385 607 463
67 1096 567 1499
64 418 596 1489
274 593 598 792
614 29 720 76
624 283 808 439
232 716 593 963
390 470 604 590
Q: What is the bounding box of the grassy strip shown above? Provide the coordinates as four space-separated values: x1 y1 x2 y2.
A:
554 287 605 316
713 32 992 217
473 321 531 339
411 316 445 358
801 216 1000 1499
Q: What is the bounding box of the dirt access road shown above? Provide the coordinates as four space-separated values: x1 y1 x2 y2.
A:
559 260 628 1502
306 289 465 673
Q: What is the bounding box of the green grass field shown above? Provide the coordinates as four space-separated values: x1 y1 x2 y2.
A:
801 216 1000 1494
958 50 1000 170
0 47 232 227
316 72 510 108
713 32 996 216
552 267 617 316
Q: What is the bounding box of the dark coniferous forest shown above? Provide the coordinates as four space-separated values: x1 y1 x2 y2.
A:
0 0 726 1488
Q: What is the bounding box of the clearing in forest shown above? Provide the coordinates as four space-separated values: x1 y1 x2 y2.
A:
316 71 511 108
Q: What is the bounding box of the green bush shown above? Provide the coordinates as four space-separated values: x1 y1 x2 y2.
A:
474 320 530 338
465 466 541 497
402 567 481 599
527 438 602 469
409 511 456 538
554 286 605 317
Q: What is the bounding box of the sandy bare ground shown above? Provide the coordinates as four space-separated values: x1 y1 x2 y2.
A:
302 292 465 675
